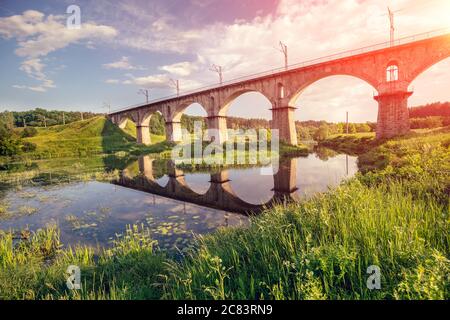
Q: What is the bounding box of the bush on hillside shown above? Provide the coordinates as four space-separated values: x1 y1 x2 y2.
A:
21 141 37 153
21 127 38 138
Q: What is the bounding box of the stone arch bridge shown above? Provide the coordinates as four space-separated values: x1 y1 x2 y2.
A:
109 32 450 145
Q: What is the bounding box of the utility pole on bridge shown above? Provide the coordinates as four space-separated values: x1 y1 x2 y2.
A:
138 89 150 104
279 41 288 71
210 64 223 85
388 7 395 47
170 79 180 97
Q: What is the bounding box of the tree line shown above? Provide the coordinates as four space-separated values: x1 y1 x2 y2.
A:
8 108 100 128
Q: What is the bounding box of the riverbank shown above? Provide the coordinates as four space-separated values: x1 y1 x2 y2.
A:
1 116 310 166
0 128 448 300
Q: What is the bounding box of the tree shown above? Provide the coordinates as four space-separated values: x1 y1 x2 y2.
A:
0 111 14 130
348 123 357 134
297 126 312 140
313 124 329 141
356 123 372 133
0 125 21 156
21 127 38 138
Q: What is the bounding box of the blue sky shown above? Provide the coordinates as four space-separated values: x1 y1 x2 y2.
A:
0 0 449 122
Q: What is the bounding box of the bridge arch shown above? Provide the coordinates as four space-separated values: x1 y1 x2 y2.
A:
408 56 450 123
219 89 273 117
408 53 450 87
288 73 379 107
291 75 379 136
167 101 209 142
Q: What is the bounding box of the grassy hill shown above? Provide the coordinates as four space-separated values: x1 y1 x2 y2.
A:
23 116 167 159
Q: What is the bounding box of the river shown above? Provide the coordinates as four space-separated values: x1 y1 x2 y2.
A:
0 150 358 252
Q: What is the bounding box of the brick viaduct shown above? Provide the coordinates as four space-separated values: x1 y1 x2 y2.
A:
109 32 450 145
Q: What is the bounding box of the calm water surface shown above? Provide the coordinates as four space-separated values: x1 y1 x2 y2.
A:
0 152 358 251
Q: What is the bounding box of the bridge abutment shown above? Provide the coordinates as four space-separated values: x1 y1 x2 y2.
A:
374 91 412 139
271 106 298 145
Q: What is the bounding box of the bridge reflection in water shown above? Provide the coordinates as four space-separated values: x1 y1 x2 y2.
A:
113 153 358 214
114 156 301 214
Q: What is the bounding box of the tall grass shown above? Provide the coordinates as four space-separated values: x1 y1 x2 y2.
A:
164 178 448 299
0 129 448 300
163 130 449 300
0 225 166 300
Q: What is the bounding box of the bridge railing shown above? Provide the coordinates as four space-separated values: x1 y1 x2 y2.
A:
110 27 450 114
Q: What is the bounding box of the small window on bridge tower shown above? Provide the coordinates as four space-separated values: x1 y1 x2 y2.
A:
278 83 285 99
386 65 399 82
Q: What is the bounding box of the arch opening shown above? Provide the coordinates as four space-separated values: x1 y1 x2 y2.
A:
291 75 378 142
172 102 208 141
220 91 272 144
138 110 167 144
408 57 450 130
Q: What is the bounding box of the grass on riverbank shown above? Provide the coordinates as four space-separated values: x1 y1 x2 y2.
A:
318 132 377 155
0 129 448 300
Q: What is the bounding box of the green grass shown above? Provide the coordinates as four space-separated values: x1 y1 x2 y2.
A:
164 130 449 300
0 225 166 300
10 117 168 160
0 129 448 300
319 132 377 155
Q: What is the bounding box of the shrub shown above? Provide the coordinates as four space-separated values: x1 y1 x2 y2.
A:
21 127 38 138
0 126 21 156
22 141 37 153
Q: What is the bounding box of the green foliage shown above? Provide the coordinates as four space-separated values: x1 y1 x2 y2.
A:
166 176 448 299
11 108 99 128
0 112 14 130
319 132 377 155
21 127 38 138
409 101 450 118
5 116 169 160
150 113 166 135
181 114 207 133
313 124 329 141
21 141 37 153
0 225 166 300
0 127 21 157
410 116 444 129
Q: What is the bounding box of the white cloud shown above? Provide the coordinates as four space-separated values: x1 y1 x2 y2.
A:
124 74 170 88
158 61 197 77
103 56 140 70
105 79 120 84
0 10 117 92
